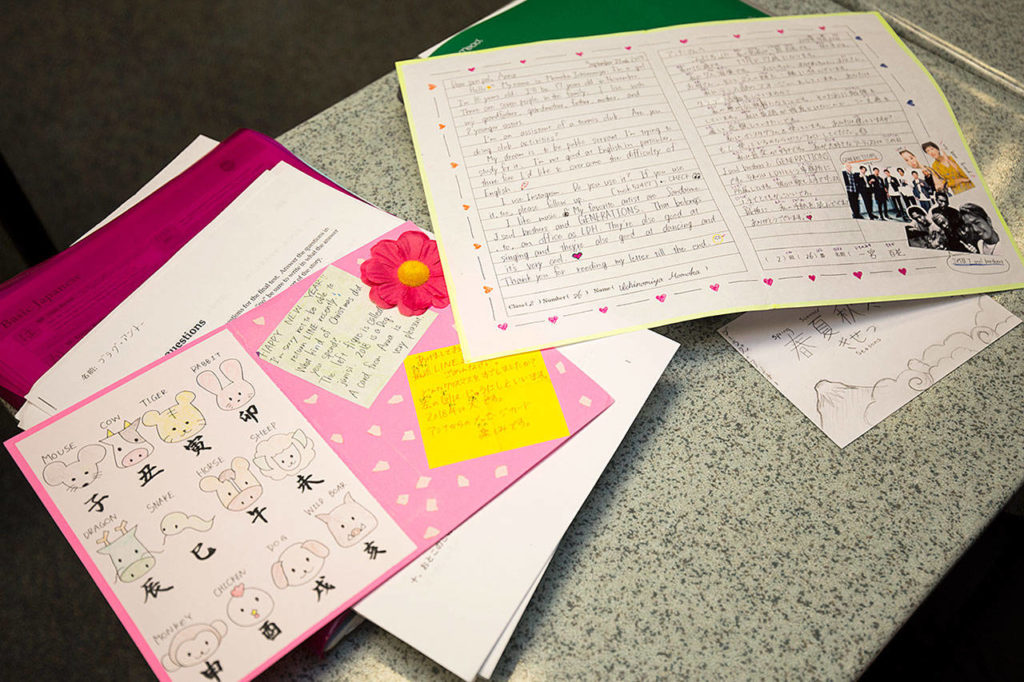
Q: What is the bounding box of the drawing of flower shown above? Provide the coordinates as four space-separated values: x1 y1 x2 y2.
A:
360 231 450 316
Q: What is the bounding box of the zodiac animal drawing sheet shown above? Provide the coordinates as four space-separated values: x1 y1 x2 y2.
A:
5 224 611 682
397 12 1024 361
718 295 1021 447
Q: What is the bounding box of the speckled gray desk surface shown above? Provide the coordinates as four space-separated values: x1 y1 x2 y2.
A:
268 1 1024 679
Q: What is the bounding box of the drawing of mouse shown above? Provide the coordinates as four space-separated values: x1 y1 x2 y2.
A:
252 429 316 481
161 620 228 672
199 457 264 511
270 540 330 588
100 418 154 468
41 443 106 490
196 358 256 410
316 493 378 548
226 583 275 627
141 391 206 443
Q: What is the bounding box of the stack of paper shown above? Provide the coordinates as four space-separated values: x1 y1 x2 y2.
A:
4 137 676 680
5 10 1024 682
0 129 362 412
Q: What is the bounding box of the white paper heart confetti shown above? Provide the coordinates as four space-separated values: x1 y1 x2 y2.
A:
367 424 382 436
416 476 431 489
329 433 344 444
425 498 438 511
387 394 404 405
396 494 409 505
494 465 508 478
579 396 592 407
424 526 440 539
372 461 390 472
457 475 470 488
402 430 415 441
253 317 266 326
303 394 318 404
555 361 566 374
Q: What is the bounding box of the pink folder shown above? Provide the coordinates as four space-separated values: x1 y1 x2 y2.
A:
0 129 355 406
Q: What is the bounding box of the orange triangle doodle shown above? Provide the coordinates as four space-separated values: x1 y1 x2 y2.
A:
462 204 470 210
450 162 459 168
438 123 446 129
483 286 493 293
473 243 482 249
428 83 436 90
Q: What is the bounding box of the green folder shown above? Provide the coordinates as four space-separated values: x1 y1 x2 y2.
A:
429 0 766 56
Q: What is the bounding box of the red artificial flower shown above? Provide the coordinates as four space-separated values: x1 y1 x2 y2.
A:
360 231 450 316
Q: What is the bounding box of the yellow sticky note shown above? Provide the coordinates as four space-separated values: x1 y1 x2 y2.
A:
405 345 568 468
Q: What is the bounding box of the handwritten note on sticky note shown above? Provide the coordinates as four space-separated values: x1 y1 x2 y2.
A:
405 345 568 468
259 266 435 407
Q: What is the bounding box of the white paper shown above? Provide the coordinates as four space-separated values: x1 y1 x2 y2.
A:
719 295 1021 447
397 13 1024 361
355 329 678 680
479 559 545 678
22 164 405 427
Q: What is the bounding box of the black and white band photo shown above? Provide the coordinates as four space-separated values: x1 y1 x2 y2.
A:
904 193 1001 255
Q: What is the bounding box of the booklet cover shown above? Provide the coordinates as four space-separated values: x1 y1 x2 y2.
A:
5 224 611 682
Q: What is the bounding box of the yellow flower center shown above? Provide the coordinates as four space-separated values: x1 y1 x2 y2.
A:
397 259 431 287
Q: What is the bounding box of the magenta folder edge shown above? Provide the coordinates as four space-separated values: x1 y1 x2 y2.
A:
0 129 359 406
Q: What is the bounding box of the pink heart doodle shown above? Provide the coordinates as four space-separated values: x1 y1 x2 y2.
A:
806 214 812 220
548 316 558 324
898 267 907 275
497 323 508 330
598 306 609 313
733 34 741 38
853 271 863 279
819 25 826 30
709 283 720 292
808 274 816 281
467 67 475 72
575 51 583 56
763 278 774 286
625 46 632 50
656 294 667 302
777 29 784 33
520 59 526 64
680 39 688 43
572 252 582 259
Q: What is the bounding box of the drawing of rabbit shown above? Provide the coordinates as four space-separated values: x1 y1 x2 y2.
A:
197 358 256 410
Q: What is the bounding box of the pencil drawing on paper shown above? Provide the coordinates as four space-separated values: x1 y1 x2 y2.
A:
813 296 1017 435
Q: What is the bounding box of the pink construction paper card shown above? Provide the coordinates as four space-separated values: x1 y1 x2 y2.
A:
5 223 610 682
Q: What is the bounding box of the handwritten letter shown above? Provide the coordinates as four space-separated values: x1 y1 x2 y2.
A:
399 13 1024 361
259 267 435 407
404 345 568 468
